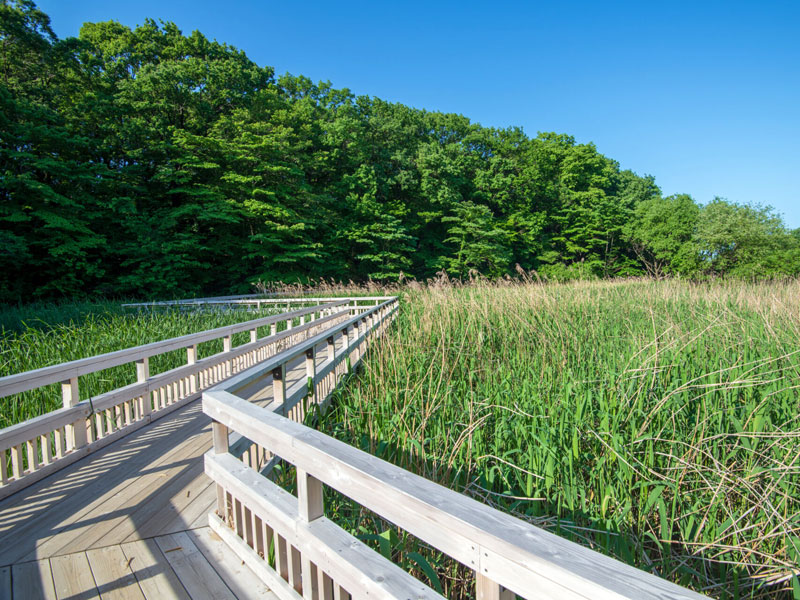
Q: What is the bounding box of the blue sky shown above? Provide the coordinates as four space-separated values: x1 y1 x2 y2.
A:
38 0 800 227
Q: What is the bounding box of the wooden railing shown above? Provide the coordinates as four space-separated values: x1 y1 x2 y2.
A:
203 301 706 599
123 295 395 311
0 298 388 499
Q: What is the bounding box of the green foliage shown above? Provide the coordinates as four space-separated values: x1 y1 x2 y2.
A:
1 1 798 301
625 194 701 277
443 202 510 277
695 199 791 277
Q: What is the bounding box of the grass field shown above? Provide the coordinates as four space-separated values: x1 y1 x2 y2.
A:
316 279 800 599
2 280 798 598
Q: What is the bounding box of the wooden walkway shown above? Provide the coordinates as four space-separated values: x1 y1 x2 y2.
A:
0 334 346 600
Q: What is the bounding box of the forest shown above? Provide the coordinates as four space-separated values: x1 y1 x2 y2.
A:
2 0 799 302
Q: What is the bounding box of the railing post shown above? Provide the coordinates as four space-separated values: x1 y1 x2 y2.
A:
344 326 352 373
305 348 316 405
187 344 198 394
297 468 323 598
272 364 286 414
250 328 257 344
136 357 152 416
62 377 87 451
353 319 362 363
326 336 335 363
270 322 277 337
135 357 149 382
476 574 514 600
212 421 229 519
223 335 233 376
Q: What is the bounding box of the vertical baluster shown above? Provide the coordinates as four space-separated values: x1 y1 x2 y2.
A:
11 445 24 479
54 428 65 459
41 433 52 465
114 404 123 430
26 439 37 473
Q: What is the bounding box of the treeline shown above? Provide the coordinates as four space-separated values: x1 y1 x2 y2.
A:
2 1 798 301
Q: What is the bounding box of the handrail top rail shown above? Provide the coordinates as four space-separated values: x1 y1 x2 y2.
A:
122 296 396 307
213 298 398 396
121 292 278 306
0 299 353 399
203 389 706 600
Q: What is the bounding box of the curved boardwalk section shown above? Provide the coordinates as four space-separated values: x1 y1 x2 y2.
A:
0 298 392 599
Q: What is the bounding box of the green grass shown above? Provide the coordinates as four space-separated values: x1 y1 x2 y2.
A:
0 301 285 428
315 279 800 599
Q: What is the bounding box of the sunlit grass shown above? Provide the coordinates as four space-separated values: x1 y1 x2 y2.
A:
318 279 800 598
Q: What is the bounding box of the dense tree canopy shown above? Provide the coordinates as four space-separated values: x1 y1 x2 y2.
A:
1 1 798 301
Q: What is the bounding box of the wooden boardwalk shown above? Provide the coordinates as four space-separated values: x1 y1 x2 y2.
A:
0 297 705 600
0 334 345 600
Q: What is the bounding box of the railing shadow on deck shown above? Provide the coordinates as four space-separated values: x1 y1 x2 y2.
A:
0 400 209 598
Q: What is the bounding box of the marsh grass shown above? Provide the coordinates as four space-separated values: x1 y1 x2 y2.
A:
315 279 800 598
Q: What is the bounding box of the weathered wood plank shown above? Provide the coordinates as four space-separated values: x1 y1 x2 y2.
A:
55 427 213 554
85 545 146 600
0 402 211 564
50 552 99 600
12 560 57 600
120 538 190 600
0 566 9 600
186 527 277 599
115 466 211 544
155 531 237 600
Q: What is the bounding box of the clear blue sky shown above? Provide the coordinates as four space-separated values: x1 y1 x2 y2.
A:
37 0 800 228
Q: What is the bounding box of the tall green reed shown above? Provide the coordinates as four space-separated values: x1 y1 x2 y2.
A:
318 279 800 598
